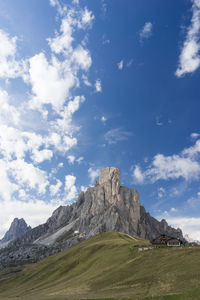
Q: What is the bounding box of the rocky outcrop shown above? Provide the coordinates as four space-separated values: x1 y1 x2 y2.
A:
0 218 31 249
0 167 185 268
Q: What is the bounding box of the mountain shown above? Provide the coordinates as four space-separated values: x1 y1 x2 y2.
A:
0 232 199 300
0 218 31 249
0 167 185 269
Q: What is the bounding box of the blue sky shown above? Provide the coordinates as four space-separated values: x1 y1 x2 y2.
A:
0 0 200 241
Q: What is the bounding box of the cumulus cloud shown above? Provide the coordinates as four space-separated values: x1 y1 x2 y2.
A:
50 179 62 196
64 175 77 201
176 0 200 77
191 132 200 140
133 165 144 184
9 159 49 194
88 167 100 184
67 155 76 164
0 29 27 79
105 128 132 144
0 88 20 126
31 149 53 164
132 139 200 184
28 53 76 112
48 18 73 55
0 0 96 236
140 22 153 40
80 7 95 28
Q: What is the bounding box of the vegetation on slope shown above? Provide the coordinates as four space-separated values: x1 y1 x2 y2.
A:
0 232 200 300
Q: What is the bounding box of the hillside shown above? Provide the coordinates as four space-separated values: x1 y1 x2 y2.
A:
0 232 200 300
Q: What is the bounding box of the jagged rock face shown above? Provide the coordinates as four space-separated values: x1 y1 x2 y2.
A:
0 218 31 244
98 167 121 204
0 167 185 269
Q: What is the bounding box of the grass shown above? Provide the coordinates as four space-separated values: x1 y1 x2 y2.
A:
0 232 200 299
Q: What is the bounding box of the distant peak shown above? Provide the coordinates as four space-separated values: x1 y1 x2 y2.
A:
12 218 26 225
0 217 31 244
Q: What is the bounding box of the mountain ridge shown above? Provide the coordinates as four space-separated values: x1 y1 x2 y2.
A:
0 167 185 268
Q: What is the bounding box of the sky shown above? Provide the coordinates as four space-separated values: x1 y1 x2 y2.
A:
1 0 200 240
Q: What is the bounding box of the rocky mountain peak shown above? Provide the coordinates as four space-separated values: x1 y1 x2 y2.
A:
98 167 121 205
0 167 186 268
99 167 120 185
1 218 31 244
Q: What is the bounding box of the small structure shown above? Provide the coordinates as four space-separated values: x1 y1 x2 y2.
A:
167 238 181 247
152 234 181 247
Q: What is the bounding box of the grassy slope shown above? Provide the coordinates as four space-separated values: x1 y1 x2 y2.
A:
0 232 200 299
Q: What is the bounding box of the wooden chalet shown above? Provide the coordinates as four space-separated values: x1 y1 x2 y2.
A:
152 234 181 247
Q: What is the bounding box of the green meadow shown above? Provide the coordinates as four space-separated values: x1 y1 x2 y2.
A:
0 232 200 300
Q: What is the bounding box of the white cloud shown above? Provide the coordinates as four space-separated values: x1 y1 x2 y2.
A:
0 1 95 230
50 179 62 196
48 18 73 55
66 95 85 116
82 74 92 86
140 22 153 40
58 162 64 168
165 216 200 241
0 160 18 201
101 116 107 123
64 175 77 201
9 159 49 194
80 7 95 27
158 187 165 198
176 0 200 77
49 0 66 16
133 139 200 184
170 207 177 213
81 185 88 192
18 189 27 200
105 128 132 144
147 154 200 181
0 29 27 79
95 79 102 92
31 149 53 164
88 167 100 184
182 139 200 158
117 60 124 70
28 53 75 112
67 155 76 164
0 88 20 126
133 165 144 184
72 45 92 71
191 132 200 140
